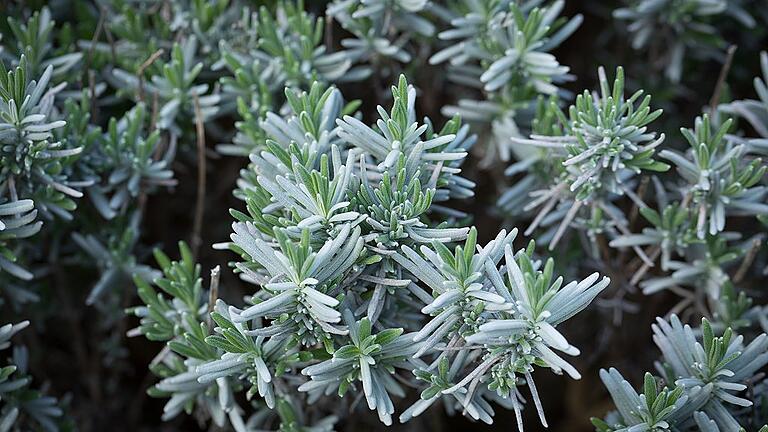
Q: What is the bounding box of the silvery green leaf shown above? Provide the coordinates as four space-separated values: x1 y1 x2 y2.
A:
613 0 729 82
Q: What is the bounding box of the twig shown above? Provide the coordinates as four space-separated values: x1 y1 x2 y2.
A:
627 176 649 230
101 7 119 66
596 233 613 266
8 175 18 201
191 93 207 259
734 237 762 283
149 345 171 368
149 92 160 133
709 45 737 113
136 49 165 103
629 246 661 285
600 201 654 267
324 14 334 51
88 70 99 124
83 7 106 86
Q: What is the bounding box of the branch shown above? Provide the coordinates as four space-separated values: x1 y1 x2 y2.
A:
709 45 737 114
191 92 207 259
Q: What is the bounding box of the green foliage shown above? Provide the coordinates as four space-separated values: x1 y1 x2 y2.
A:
614 0 754 82
596 316 768 431
0 321 65 431
0 1 767 432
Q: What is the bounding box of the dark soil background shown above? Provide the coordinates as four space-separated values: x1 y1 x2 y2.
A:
4 1 768 431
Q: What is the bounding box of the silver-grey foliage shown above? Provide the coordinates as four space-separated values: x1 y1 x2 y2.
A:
594 316 768 432
128 74 612 431
614 0 754 82
0 321 64 432
1 1 766 431
430 0 581 162
505 66 668 251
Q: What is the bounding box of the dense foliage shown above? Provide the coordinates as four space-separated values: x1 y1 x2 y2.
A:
1 1 767 431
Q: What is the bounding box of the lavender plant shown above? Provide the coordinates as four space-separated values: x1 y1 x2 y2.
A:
722 51 768 150
0 56 78 284
0 321 65 431
613 0 755 82
217 1 365 156
126 75 612 431
504 66 668 251
430 0 581 162
0 1 767 432
327 0 435 69
594 316 768 431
